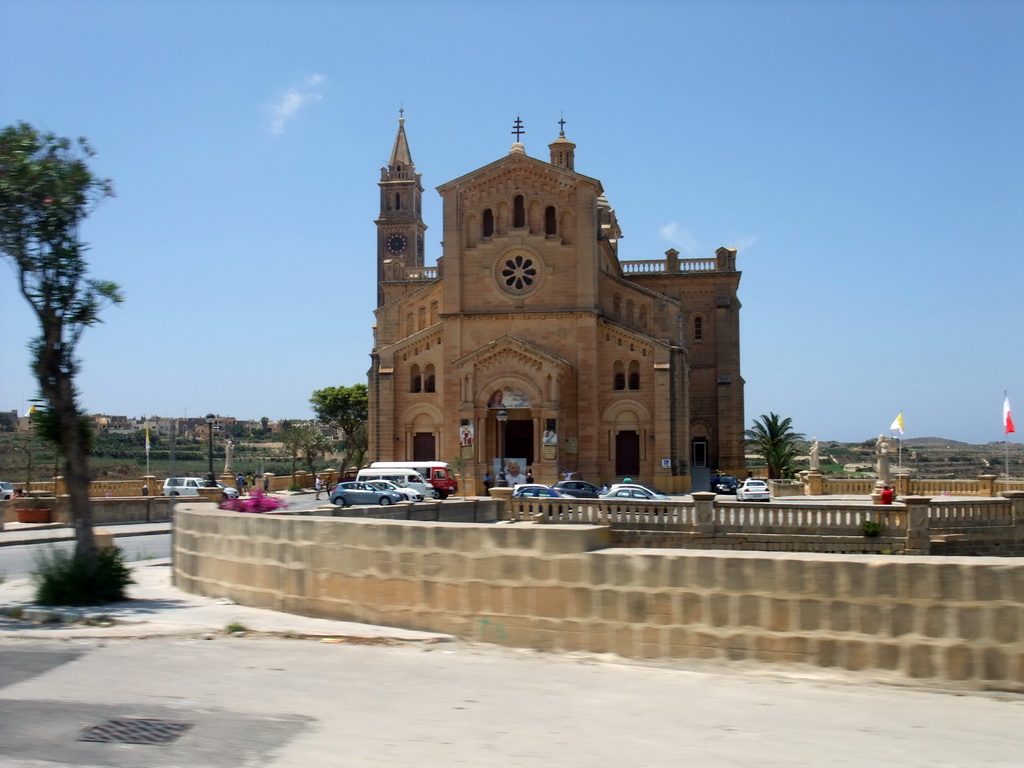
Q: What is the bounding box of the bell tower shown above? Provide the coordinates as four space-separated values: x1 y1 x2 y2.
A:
375 112 427 307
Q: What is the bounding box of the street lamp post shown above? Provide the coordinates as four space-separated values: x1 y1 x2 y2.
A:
496 409 508 487
205 414 217 487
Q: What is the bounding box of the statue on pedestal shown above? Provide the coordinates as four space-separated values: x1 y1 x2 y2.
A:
809 437 820 472
875 434 891 486
224 439 234 473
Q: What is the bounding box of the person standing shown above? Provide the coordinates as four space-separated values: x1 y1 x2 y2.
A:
236 472 245 496
314 475 323 500
482 471 492 496
263 474 270 493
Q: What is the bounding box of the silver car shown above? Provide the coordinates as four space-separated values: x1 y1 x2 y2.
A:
330 481 404 507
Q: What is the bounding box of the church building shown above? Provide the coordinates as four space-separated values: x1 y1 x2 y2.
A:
367 116 745 493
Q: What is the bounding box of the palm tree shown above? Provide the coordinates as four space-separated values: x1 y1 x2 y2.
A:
744 413 805 479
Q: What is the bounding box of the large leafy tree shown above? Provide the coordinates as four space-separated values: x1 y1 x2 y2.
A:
0 122 121 565
310 384 368 472
744 413 805 479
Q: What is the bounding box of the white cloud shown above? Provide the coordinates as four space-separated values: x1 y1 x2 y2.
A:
269 74 327 135
729 235 759 252
659 222 700 254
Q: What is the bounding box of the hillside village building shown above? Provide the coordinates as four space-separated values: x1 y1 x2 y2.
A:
367 117 745 493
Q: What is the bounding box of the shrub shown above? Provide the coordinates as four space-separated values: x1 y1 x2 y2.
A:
219 489 286 514
861 520 884 538
32 546 135 606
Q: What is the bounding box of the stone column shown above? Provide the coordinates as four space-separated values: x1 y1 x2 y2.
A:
804 471 823 496
141 475 156 496
489 486 514 521
1000 491 1024 548
691 491 716 534
978 474 997 497
902 495 932 555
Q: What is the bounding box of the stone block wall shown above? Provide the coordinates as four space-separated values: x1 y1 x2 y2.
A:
173 505 1024 691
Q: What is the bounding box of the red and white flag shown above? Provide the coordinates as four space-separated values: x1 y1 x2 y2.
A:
1004 396 1015 435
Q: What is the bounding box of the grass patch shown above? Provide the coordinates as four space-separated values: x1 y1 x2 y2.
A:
226 622 249 634
6 605 24 620
32 546 135 606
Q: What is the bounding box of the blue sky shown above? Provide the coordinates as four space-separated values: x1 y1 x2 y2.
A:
1 0 1021 444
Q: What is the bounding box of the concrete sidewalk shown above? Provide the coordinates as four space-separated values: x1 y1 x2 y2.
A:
0 520 172 547
0 558 453 644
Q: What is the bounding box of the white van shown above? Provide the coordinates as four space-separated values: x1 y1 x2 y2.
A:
355 468 433 499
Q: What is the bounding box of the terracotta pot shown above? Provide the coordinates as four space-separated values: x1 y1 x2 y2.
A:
17 508 52 524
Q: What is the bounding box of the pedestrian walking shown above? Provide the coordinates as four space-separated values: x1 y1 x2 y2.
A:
236 472 245 496
263 474 270 493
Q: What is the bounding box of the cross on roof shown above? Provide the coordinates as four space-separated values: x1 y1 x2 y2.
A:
511 115 525 141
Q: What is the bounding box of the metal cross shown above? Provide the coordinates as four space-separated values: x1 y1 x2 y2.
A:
558 115 566 136
511 115 525 141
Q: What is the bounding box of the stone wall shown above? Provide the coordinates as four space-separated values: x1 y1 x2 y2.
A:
173 505 1024 691
2 495 179 526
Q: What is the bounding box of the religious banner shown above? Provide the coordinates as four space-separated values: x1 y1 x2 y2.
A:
486 387 530 409
459 419 474 447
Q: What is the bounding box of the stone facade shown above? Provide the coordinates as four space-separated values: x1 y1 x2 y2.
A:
367 118 745 494
174 506 1024 691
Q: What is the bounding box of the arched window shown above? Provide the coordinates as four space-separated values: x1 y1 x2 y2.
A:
626 299 635 326
513 195 525 228
545 206 557 235
482 209 494 237
410 364 422 393
693 315 704 342
613 360 626 391
424 364 436 393
395 192 401 210
628 360 640 390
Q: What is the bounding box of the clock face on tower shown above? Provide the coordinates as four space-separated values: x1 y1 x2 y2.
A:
387 234 407 254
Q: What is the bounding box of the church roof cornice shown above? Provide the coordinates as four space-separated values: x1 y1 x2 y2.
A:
435 151 601 196
452 334 572 373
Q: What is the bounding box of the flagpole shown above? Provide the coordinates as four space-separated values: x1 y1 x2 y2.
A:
898 406 903 474
1005 391 1011 482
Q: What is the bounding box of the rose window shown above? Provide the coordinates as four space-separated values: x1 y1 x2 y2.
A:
494 248 544 296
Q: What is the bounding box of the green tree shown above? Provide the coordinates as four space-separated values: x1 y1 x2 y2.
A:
0 122 121 567
310 384 368 472
744 413 805 479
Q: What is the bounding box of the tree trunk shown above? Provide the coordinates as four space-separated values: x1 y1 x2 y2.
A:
38 347 96 563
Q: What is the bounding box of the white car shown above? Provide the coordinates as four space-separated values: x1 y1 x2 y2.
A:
163 477 240 499
735 479 770 502
366 479 424 502
0 481 14 500
599 484 671 501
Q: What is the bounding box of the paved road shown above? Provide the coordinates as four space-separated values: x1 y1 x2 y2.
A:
1 636 1022 767
0 533 172 579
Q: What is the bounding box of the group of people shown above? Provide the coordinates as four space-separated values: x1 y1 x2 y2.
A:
235 471 270 496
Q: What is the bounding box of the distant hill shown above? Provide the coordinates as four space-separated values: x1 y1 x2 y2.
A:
902 437 973 449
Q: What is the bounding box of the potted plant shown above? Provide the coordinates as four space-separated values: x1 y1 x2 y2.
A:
17 496 53 524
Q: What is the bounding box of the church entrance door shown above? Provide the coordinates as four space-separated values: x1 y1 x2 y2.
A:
505 420 534 468
615 431 640 477
413 432 435 461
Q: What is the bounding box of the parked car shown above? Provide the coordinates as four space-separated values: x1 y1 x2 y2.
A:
599 484 671 501
713 475 739 494
163 477 239 499
735 479 770 502
553 480 602 498
0 481 14 500
511 484 564 498
330 481 404 507
366 479 423 502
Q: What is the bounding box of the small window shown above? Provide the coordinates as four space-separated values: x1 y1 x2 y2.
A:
410 364 422 393
545 206 557 235
424 364 436 393
694 315 704 342
395 192 401 210
513 195 525 228
613 360 625 391
628 360 640 390
482 209 494 237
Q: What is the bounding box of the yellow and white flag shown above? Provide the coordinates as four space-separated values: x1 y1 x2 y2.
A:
889 412 904 436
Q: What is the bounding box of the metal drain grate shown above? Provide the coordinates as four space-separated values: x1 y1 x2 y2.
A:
78 717 193 745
